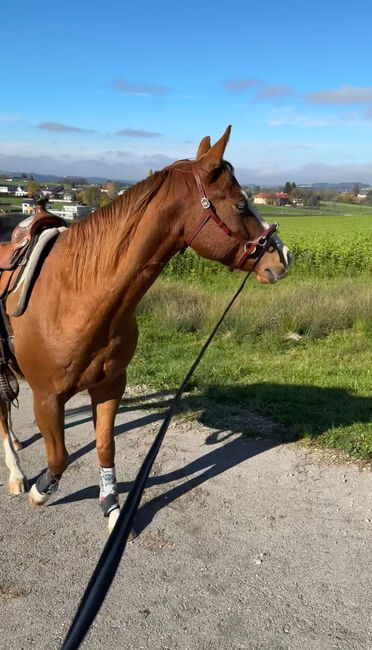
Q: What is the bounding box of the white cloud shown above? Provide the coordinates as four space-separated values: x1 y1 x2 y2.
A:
235 161 372 185
111 78 170 96
0 114 22 122
0 150 174 181
256 85 295 101
267 106 372 127
306 84 372 105
38 121 94 133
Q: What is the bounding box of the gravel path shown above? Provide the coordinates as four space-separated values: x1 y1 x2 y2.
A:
0 383 371 650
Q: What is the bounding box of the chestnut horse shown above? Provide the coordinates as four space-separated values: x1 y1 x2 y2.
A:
1 127 292 534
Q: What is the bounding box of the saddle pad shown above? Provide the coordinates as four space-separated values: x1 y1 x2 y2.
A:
10 226 66 317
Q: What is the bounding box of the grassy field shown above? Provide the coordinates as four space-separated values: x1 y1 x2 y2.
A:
258 200 372 217
0 196 65 213
164 212 372 281
128 209 372 461
0 196 24 212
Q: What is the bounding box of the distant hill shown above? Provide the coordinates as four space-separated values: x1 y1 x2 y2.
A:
1 170 370 191
0 170 135 185
244 181 371 191
309 182 370 190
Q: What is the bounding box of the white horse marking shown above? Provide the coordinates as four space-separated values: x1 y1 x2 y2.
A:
28 483 51 506
4 437 28 494
282 245 290 267
108 507 120 534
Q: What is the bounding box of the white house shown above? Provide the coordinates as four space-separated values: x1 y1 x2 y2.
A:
0 185 13 194
61 204 92 221
15 185 28 197
253 192 270 205
22 201 36 215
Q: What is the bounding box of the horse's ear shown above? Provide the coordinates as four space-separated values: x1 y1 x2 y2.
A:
201 125 231 170
196 136 211 159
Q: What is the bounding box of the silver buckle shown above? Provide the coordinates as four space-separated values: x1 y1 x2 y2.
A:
201 197 210 209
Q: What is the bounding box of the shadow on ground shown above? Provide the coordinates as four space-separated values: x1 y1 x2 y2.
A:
46 383 371 533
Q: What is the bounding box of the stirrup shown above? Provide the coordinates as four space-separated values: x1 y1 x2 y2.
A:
0 360 19 406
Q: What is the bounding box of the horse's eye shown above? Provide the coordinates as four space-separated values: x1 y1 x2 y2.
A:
235 201 247 211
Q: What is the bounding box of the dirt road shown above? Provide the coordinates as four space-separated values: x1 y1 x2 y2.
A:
0 384 371 649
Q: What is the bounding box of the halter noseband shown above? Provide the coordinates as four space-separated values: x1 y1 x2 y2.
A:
185 167 278 270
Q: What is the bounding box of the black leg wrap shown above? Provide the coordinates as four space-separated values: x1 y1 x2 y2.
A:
100 493 119 518
36 469 59 495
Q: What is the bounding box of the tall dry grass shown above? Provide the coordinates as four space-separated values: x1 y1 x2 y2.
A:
137 277 372 340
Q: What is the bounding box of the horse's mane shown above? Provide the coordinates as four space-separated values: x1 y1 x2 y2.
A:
64 168 170 285
62 158 233 287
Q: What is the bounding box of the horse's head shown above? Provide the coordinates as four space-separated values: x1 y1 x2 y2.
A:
178 126 292 283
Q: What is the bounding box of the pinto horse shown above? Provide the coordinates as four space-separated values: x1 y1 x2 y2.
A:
1 127 292 534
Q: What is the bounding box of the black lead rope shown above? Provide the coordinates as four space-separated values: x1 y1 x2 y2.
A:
61 249 268 650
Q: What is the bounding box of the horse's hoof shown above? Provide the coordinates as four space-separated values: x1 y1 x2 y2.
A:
128 527 137 542
28 483 50 507
107 508 137 540
9 476 28 495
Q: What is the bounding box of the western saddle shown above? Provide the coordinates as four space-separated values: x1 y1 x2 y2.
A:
0 199 66 271
0 198 67 403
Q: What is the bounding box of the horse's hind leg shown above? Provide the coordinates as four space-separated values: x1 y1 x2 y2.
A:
28 392 67 507
0 399 28 494
89 374 133 536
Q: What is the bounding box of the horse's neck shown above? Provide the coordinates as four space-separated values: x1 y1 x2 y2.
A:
66 199 182 312
115 204 181 309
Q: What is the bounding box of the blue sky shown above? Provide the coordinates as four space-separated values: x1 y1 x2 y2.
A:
1 0 372 184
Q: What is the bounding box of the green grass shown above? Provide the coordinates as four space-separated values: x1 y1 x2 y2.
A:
130 211 372 461
257 200 372 218
128 275 372 461
0 196 24 212
164 212 372 281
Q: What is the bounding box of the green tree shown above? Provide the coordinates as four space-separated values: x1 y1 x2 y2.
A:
306 193 320 208
104 180 118 201
338 193 356 204
78 185 102 209
283 181 296 194
27 181 40 197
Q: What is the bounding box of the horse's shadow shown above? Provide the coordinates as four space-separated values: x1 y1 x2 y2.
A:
48 383 372 535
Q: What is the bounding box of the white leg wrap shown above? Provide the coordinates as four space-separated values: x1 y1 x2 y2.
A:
99 466 120 529
99 466 118 502
3 437 28 494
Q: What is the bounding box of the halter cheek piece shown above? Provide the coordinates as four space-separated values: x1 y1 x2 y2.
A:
185 167 278 270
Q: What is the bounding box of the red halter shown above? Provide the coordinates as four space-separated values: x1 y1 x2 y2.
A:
185 167 278 269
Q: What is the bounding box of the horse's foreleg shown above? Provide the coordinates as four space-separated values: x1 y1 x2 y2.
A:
89 375 129 535
29 392 67 507
0 399 28 494
7 403 22 451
